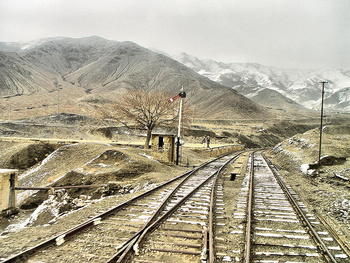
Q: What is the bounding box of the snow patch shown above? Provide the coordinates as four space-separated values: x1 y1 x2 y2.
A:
138 153 159 162
300 164 309 173
19 148 61 180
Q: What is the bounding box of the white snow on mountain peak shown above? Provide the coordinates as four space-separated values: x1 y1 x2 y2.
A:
172 53 350 112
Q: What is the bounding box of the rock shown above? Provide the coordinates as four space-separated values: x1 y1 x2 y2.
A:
107 181 122 191
91 188 103 199
310 156 347 169
72 198 86 208
79 195 89 200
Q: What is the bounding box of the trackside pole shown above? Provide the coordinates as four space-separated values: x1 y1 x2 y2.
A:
318 81 327 170
176 87 186 165
176 95 183 165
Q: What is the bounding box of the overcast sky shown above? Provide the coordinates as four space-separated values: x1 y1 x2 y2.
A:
1 0 349 69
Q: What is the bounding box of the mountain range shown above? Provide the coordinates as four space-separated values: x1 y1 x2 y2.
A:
1 36 348 123
0 36 266 120
172 53 350 112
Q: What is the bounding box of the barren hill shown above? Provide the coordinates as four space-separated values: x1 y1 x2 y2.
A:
0 36 267 120
0 51 56 96
234 86 310 113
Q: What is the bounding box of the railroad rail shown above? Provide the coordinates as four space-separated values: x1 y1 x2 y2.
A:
2 151 243 263
2 150 349 263
240 152 350 262
111 154 237 263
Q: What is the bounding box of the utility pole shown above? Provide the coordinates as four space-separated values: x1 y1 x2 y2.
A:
176 87 186 165
318 81 328 169
57 87 60 114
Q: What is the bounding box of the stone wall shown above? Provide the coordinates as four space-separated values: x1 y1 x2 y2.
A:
151 135 175 164
206 145 244 158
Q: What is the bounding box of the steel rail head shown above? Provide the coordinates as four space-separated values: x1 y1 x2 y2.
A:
315 210 350 258
244 151 255 263
261 152 338 263
208 153 242 263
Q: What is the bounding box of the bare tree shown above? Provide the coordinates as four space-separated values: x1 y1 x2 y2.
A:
100 88 180 149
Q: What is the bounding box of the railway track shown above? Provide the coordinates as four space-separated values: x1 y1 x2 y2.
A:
2 151 243 263
239 152 350 263
107 152 250 263
3 150 349 263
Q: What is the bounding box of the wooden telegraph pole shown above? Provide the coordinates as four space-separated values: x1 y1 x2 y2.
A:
318 81 328 169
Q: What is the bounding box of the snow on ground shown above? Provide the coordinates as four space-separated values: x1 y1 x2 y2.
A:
19 148 62 180
270 125 350 230
138 153 159 162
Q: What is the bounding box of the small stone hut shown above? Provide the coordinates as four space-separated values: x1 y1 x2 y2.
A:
151 133 176 164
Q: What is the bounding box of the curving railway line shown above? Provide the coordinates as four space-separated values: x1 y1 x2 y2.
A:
2 150 349 262
2 152 242 263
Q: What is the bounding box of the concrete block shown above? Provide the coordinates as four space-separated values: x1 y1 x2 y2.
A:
0 169 18 212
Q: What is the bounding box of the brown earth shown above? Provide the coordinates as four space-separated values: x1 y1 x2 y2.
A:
0 37 270 121
0 115 349 261
265 124 350 244
0 141 208 260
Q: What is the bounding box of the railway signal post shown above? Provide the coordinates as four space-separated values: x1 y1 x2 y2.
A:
168 88 186 165
176 89 186 165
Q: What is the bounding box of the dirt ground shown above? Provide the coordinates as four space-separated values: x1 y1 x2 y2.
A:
265 124 350 244
0 142 210 260
0 114 349 261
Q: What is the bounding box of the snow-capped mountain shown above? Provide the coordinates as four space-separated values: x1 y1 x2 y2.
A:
173 53 350 112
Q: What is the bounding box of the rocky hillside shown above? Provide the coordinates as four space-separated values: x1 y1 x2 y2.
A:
0 52 57 96
173 53 350 112
0 36 267 120
233 86 309 113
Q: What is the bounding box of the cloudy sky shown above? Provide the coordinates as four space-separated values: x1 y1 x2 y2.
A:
1 0 349 69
